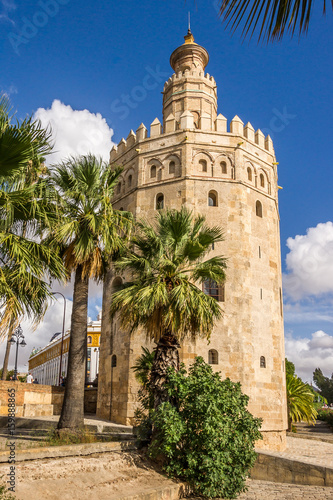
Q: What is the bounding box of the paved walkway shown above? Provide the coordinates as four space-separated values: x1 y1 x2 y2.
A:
224 480 333 499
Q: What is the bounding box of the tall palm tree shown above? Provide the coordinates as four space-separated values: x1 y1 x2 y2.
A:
0 94 65 371
47 154 132 432
110 208 227 409
286 372 317 431
218 0 332 42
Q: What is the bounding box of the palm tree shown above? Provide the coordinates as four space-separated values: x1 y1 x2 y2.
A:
217 0 332 42
47 154 132 432
0 94 65 375
110 208 227 409
286 373 317 431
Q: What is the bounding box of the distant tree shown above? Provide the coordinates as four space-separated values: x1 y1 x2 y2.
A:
285 358 295 377
217 0 333 43
313 368 333 404
286 372 317 430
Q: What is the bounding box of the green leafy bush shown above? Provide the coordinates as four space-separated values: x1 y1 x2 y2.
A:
146 357 262 499
317 408 333 427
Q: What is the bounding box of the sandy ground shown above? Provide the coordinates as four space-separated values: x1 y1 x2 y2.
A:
0 451 178 500
1 449 333 499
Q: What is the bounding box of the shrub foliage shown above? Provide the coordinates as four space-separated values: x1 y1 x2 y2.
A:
140 357 262 499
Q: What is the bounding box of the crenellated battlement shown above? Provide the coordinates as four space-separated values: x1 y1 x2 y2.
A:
109 113 274 164
163 70 216 91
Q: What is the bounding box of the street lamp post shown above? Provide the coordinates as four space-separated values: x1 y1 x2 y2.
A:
9 325 26 381
51 292 66 386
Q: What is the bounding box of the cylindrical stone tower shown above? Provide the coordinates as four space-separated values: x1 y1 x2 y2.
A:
97 31 287 452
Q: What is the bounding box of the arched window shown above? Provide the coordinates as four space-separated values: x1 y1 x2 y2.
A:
116 183 121 194
112 276 123 293
169 161 175 174
111 354 117 368
87 336 92 344
156 193 164 210
208 349 218 365
260 356 266 368
150 165 157 178
260 173 265 187
247 167 252 181
221 161 227 174
203 280 225 301
128 175 132 188
208 191 218 207
199 159 207 172
256 200 263 218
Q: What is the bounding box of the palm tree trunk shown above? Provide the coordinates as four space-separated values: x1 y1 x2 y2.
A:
57 265 88 432
150 332 180 410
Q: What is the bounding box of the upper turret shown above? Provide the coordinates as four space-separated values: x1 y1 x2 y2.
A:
169 28 209 73
162 30 217 130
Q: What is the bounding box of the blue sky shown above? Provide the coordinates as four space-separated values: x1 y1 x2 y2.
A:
1 0 333 381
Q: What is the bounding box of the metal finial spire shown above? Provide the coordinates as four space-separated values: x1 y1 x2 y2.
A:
188 12 191 33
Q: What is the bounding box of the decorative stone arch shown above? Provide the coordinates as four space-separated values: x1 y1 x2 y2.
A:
164 153 181 178
245 161 256 184
192 151 213 176
214 154 233 178
116 175 124 195
125 167 135 190
258 168 270 194
147 158 163 182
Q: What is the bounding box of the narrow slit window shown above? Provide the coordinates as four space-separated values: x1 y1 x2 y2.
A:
260 173 265 187
169 161 175 174
150 165 157 178
247 167 252 181
256 200 263 218
259 246 261 258
221 161 227 174
260 356 266 368
128 175 132 188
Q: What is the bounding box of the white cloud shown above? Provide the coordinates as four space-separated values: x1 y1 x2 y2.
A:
34 100 114 164
285 330 333 383
283 222 333 300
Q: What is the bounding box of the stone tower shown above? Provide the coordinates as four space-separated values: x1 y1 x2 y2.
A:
97 30 287 451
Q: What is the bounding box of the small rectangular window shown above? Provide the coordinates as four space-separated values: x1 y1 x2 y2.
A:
203 280 225 302
259 246 261 258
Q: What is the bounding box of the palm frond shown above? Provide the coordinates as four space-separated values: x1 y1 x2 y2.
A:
218 0 329 42
110 207 227 342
